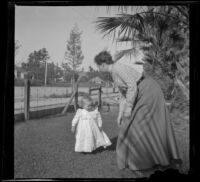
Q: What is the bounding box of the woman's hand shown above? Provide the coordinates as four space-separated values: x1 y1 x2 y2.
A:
117 113 123 127
71 126 76 133
124 106 132 118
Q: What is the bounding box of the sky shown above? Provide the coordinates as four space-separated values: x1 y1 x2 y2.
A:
15 6 143 71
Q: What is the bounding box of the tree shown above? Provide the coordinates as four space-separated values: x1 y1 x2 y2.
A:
15 40 22 57
22 48 50 81
64 25 84 91
15 40 22 68
46 62 56 83
95 5 189 100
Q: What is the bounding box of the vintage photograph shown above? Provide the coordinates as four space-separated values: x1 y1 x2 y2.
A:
14 5 189 179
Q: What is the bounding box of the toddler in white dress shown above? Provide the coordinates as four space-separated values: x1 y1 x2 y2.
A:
71 95 112 153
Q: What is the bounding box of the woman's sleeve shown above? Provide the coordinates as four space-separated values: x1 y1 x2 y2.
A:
72 109 81 127
125 80 138 108
114 65 139 108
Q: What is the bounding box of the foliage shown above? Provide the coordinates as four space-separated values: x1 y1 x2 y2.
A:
46 62 63 82
21 48 50 81
14 78 44 87
171 85 189 115
15 68 112 86
95 5 189 102
62 25 84 92
63 25 84 75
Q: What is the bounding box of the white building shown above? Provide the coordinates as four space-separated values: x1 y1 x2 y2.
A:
89 76 105 85
14 66 26 79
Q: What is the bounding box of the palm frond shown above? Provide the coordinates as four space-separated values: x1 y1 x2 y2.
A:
95 16 122 36
116 36 140 42
95 13 146 40
95 9 186 41
175 5 189 20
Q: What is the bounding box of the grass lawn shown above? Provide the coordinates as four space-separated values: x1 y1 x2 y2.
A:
15 107 120 178
14 106 189 178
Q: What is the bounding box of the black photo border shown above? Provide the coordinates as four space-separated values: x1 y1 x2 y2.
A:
1 0 199 181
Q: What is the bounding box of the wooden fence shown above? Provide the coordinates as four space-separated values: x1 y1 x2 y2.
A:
23 79 104 120
89 86 102 109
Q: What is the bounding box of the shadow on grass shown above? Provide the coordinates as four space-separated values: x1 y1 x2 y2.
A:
90 136 118 154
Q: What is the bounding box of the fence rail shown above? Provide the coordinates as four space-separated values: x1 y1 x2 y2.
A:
15 79 117 121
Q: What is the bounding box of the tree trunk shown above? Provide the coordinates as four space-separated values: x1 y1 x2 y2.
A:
62 72 85 114
72 73 75 93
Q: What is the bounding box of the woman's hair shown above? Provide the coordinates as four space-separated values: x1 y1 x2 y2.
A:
94 51 114 65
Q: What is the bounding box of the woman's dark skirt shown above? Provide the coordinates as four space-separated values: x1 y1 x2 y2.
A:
116 77 182 178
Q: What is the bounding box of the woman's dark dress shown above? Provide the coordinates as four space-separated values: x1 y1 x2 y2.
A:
109 61 182 177
116 77 182 177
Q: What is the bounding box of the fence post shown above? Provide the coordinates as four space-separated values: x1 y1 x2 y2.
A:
98 86 102 109
89 86 91 95
112 83 115 93
24 79 30 120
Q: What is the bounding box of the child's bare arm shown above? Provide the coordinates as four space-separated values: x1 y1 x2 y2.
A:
71 126 76 133
97 110 103 129
71 109 81 133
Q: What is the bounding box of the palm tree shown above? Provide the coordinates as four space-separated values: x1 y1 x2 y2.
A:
95 5 189 100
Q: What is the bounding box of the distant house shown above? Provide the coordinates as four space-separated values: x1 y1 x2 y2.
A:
78 75 89 83
89 76 105 86
105 80 113 87
14 66 26 79
14 66 34 80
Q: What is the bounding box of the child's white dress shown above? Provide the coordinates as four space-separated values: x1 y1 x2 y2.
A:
72 108 112 152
